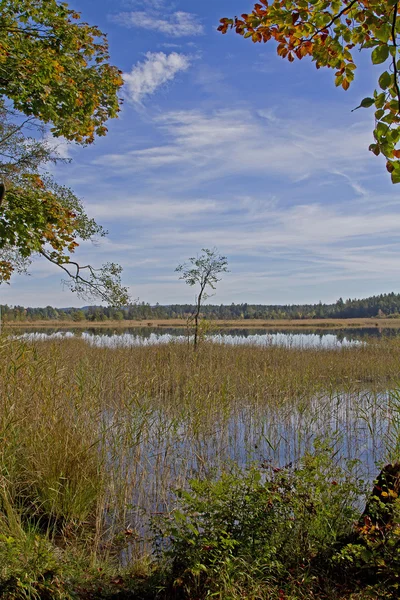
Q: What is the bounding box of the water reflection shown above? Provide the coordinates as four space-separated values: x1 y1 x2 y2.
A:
109 387 396 554
12 327 371 348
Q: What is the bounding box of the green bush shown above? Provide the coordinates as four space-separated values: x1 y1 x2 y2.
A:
153 440 365 599
0 532 67 599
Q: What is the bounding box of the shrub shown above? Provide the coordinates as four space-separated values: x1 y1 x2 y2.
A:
0 532 66 599
152 439 364 599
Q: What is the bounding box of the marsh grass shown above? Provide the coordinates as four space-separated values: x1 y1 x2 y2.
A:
1 335 400 597
6 316 400 328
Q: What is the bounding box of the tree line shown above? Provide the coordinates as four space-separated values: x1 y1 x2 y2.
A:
3 292 400 322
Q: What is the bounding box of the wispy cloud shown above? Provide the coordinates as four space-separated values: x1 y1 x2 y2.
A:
112 11 203 37
148 201 400 256
86 197 218 220
94 108 373 184
124 0 167 8
123 52 191 104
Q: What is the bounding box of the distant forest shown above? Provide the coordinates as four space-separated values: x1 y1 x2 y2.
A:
2 293 400 322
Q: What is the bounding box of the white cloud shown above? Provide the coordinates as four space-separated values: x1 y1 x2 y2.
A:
94 108 373 184
113 11 203 37
123 52 191 104
148 202 400 256
86 197 218 220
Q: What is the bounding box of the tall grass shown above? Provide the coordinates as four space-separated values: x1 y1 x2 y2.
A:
0 335 400 596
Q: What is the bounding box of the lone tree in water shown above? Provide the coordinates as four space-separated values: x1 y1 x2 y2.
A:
176 248 229 349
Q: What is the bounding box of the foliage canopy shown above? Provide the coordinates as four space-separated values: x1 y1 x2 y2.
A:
0 107 129 305
0 0 128 305
0 0 123 144
219 0 400 183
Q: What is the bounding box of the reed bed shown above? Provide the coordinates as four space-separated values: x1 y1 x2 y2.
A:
0 335 400 597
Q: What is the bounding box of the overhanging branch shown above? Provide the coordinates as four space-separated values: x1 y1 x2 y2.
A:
392 2 400 113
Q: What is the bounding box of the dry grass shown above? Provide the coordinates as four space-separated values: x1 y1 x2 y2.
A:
5 317 400 329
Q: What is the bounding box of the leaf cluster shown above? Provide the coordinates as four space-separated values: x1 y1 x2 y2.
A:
0 174 79 278
0 106 128 305
219 0 400 183
0 0 123 144
175 248 229 302
0 0 130 306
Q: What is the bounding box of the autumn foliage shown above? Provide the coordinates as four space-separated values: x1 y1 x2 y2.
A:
0 0 123 144
0 175 79 282
219 0 400 183
0 1 128 304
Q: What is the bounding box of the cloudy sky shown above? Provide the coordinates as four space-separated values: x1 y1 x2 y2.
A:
2 0 400 307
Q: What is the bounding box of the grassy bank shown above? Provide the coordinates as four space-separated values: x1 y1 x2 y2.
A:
1 336 400 598
5 316 400 329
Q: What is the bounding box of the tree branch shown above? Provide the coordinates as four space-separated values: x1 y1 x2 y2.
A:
0 116 35 147
392 2 400 114
308 0 359 41
38 250 126 305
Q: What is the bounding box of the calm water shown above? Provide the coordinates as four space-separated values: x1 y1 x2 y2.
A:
10 325 395 348
116 386 397 557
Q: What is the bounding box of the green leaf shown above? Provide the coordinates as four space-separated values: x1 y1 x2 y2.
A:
382 113 396 124
375 25 391 43
353 97 374 111
369 143 380 156
391 163 400 184
378 71 392 90
391 170 400 184
375 92 386 109
360 97 375 108
372 45 389 65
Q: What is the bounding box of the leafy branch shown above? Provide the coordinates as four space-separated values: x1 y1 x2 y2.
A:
219 0 400 183
39 251 130 306
392 2 400 113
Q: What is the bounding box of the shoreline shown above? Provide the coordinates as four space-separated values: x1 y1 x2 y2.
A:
3 317 400 330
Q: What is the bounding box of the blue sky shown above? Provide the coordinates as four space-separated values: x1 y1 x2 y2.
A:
3 0 400 307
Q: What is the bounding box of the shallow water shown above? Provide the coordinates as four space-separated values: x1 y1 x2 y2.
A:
113 386 397 559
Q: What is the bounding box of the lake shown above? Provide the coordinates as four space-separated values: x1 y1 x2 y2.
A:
10 325 396 348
